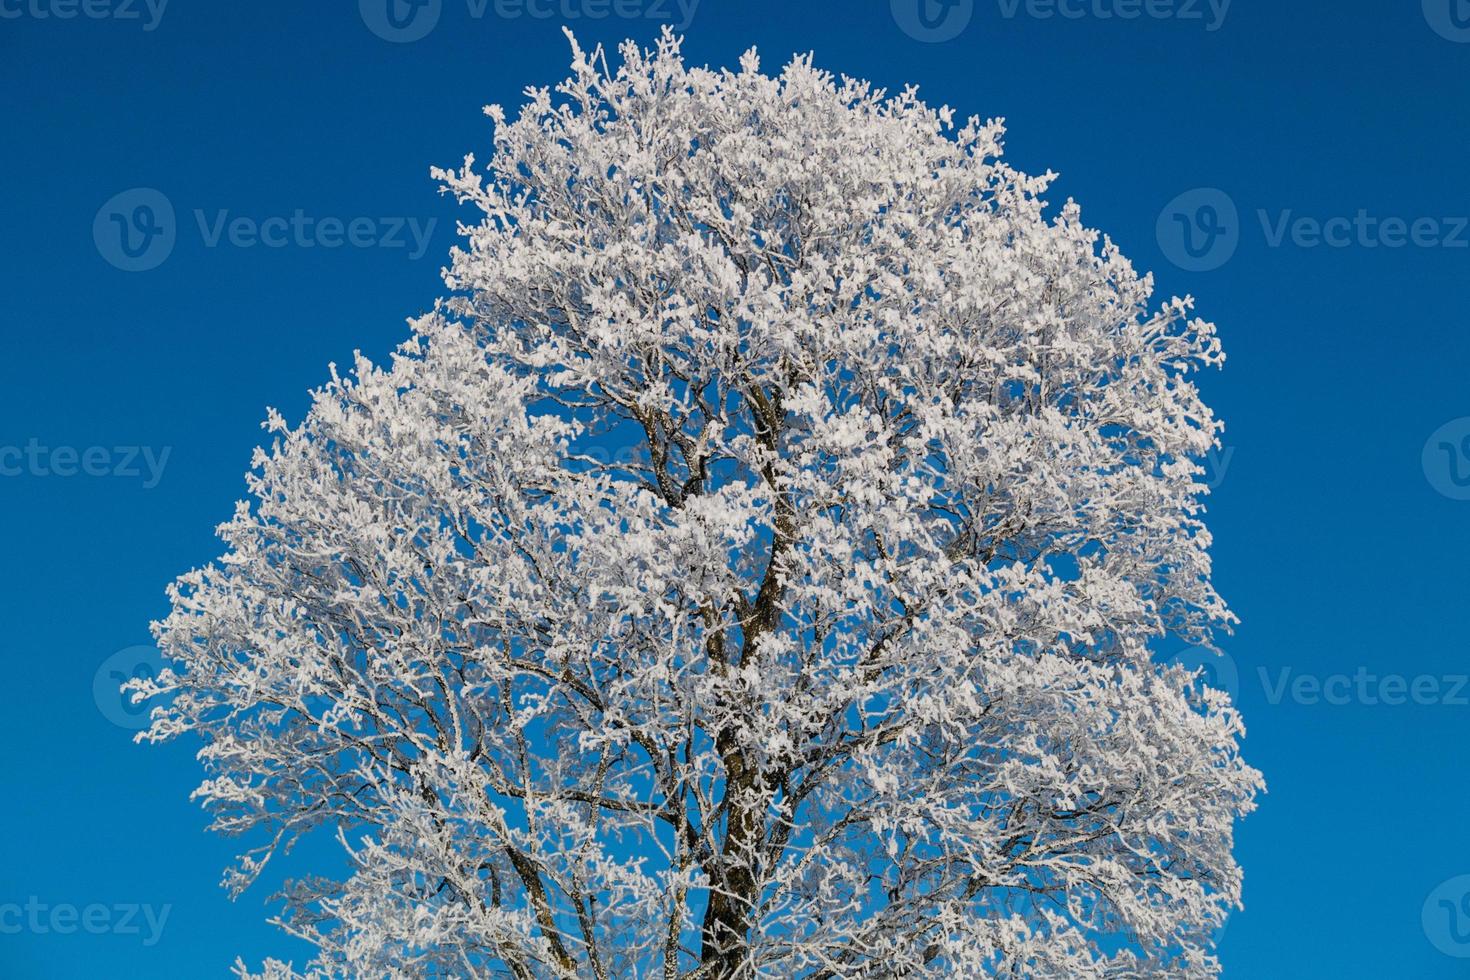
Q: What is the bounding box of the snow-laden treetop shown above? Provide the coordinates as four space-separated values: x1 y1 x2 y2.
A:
137 29 1261 979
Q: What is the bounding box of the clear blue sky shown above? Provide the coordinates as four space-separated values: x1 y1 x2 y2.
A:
2 1 1469 976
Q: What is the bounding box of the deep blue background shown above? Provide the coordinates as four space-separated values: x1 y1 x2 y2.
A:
3 1 1469 976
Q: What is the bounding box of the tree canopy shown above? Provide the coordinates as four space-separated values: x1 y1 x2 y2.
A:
137 29 1261 979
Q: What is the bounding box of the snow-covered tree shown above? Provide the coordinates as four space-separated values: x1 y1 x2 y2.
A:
135 29 1261 979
